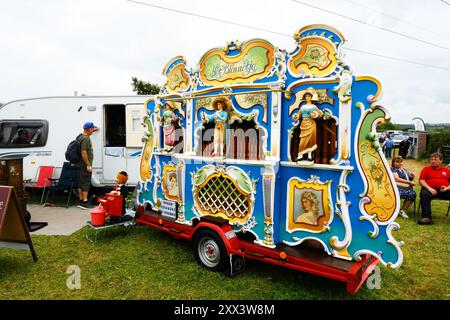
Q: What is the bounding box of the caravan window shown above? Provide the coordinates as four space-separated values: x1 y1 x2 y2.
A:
0 120 49 148
131 110 141 131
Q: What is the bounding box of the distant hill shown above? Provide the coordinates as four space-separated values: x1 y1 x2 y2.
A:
398 123 450 130
424 123 450 128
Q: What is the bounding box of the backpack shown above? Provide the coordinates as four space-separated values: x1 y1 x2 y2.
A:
65 134 82 163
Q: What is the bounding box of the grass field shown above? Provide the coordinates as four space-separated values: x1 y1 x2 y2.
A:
0 159 449 300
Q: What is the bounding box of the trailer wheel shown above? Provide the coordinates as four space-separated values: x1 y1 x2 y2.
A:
193 229 228 272
24 210 31 223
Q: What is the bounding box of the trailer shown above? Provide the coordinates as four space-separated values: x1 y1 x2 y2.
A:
0 95 153 186
134 24 404 294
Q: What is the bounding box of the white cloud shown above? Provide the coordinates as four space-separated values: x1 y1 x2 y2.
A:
1 0 449 123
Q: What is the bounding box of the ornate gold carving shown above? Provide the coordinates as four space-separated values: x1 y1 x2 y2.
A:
162 56 191 94
139 115 154 182
294 44 331 70
235 93 268 123
359 140 396 222
263 218 274 247
194 171 252 224
195 97 214 111
289 38 337 77
333 71 353 103
167 65 190 93
357 107 397 222
294 24 346 44
199 39 275 86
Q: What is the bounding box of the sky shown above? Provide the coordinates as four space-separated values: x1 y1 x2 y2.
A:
1 0 449 124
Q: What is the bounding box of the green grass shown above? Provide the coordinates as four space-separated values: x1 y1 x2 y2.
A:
1 159 449 300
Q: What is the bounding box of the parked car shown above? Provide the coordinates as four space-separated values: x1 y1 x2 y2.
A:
391 133 409 147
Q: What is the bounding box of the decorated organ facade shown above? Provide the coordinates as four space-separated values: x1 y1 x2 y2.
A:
137 24 404 268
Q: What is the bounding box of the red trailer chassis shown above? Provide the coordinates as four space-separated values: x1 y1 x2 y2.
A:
135 210 379 294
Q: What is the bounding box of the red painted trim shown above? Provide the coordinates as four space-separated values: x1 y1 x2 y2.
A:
192 222 243 255
136 215 193 240
346 254 380 294
239 241 349 282
136 212 378 294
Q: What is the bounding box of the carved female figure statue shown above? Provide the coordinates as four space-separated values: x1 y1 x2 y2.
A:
158 103 179 151
295 191 320 225
293 90 323 163
201 97 230 157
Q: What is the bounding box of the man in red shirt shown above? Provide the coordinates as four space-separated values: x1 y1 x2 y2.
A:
418 152 450 225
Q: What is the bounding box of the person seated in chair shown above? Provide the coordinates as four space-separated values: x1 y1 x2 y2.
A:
391 156 416 219
418 152 450 225
13 129 30 144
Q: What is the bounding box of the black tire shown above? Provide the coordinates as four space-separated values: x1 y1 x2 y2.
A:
25 210 32 223
193 229 229 272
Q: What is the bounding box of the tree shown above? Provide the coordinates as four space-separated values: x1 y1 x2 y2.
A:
131 77 161 95
376 119 402 131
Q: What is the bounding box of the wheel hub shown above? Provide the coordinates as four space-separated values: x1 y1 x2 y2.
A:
198 238 220 268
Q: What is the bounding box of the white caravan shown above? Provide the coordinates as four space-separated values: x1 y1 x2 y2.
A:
0 95 153 187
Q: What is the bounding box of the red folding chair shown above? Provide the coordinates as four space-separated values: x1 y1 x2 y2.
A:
24 166 54 204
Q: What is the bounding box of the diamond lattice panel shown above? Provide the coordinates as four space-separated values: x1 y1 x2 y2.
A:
197 176 250 219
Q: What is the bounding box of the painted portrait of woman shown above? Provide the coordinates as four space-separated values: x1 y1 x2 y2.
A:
167 172 179 197
295 191 321 225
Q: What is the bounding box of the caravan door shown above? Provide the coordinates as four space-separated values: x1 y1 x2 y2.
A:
124 104 147 184
103 104 126 184
103 104 146 185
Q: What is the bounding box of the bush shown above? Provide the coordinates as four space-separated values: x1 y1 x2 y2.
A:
421 128 450 159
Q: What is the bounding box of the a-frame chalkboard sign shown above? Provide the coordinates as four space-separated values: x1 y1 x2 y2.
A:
0 186 37 261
